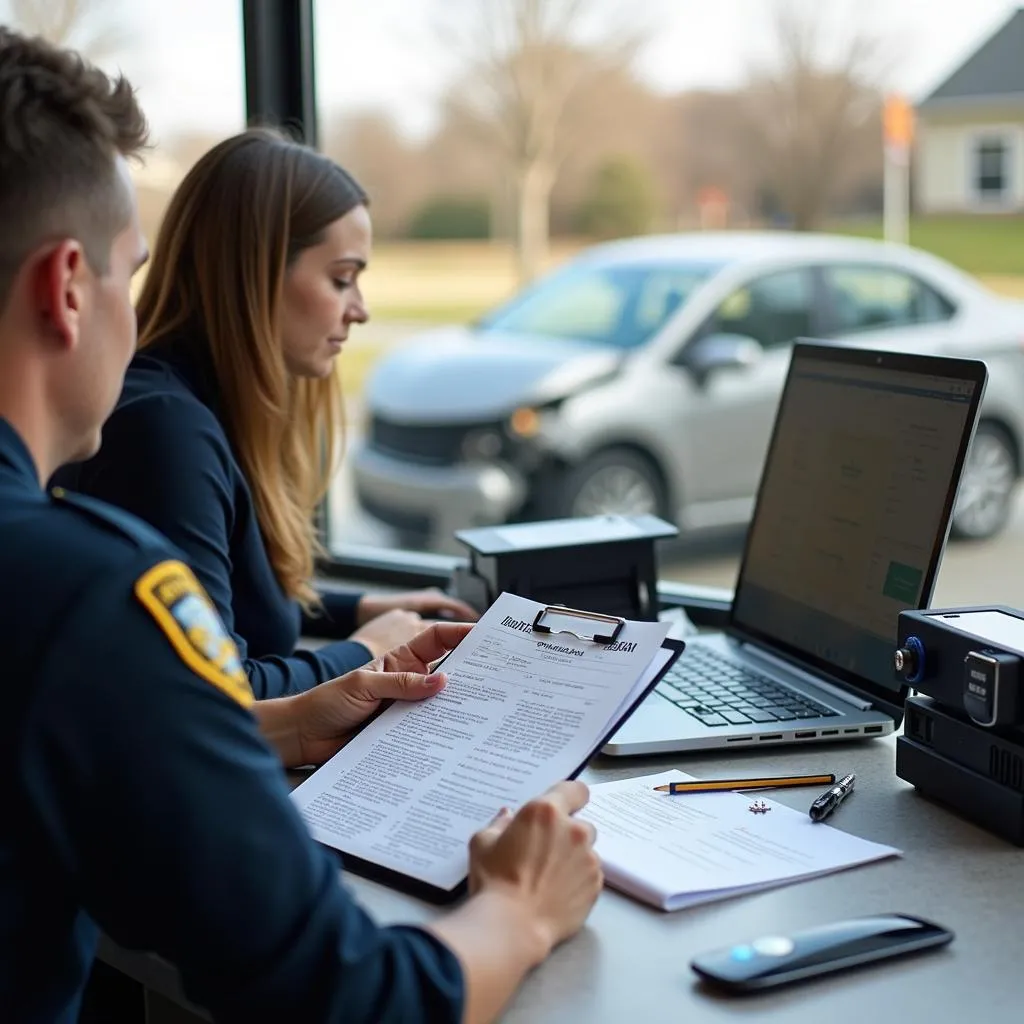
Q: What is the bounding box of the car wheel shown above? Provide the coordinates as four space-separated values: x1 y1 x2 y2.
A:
552 448 669 520
951 423 1018 541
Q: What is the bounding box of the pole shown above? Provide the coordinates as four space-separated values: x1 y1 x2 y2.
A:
241 0 318 147
883 144 910 245
882 95 913 245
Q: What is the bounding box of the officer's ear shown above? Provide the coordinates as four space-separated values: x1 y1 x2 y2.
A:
32 239 87 352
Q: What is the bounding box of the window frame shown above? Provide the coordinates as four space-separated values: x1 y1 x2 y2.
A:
316 544 733 626
966 129 1019 210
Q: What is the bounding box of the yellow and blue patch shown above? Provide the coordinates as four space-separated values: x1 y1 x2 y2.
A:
134 560 253 708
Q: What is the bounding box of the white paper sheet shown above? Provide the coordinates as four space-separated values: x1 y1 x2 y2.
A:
580 770 901 911
291 593 672 892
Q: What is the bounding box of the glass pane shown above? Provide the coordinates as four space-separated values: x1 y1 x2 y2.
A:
7 0 247 281
314 1 1021 619
484 266 628 343
479 262 715 348
714 270 813 348
825 266 919 331
976 139 1008 196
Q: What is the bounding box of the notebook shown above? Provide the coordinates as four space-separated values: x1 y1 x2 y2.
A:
579 770 900 911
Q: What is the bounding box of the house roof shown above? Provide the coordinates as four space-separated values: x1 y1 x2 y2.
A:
919 8 1024 109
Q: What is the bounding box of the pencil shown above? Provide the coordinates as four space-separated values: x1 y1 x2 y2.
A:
653 773 836 795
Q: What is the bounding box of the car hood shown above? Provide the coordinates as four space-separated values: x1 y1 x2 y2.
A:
366 325 622 422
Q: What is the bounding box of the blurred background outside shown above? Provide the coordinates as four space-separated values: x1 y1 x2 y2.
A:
8 0 1024 605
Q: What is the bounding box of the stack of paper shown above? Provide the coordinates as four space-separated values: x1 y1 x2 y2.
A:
579 770 900 911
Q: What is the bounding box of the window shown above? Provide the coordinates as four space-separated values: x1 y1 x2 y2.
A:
703 268 815 349
477 261 720 349
973 136 1011 203
822 266 955 335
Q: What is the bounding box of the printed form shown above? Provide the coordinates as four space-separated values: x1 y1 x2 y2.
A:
580 770 901 911
291 592 671 891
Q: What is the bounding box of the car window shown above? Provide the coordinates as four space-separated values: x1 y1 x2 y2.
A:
477 260 721 349
705 268 815 349
822 265 955 335
503 272 626 341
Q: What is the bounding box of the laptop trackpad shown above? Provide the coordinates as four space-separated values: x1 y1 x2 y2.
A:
608 691 703 744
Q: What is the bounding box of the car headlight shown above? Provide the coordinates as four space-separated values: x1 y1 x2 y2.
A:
508 406 541 439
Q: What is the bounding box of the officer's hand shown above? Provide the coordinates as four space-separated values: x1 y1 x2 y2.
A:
467 780 603 957
356 588 478 627
291 621 474 766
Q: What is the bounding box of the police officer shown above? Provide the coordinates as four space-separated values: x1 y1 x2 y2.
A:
0 28 602 1024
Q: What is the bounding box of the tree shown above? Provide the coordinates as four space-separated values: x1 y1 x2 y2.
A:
741 0 890 230
4 0 129 61
324 112 429 240
438 0 657 284
654 89 755 229
408 196 491 240
575 157 658 239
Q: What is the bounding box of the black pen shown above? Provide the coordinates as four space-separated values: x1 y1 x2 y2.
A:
809 773 856 822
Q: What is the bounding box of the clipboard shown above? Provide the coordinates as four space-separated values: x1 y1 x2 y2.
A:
323 635 686 905
532 604 626 645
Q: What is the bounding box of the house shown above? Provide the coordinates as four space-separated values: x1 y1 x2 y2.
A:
916 7 1024 214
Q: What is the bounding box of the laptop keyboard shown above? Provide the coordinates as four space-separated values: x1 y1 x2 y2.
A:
656 646 839 728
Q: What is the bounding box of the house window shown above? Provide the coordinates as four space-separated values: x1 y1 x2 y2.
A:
973 137 1011 202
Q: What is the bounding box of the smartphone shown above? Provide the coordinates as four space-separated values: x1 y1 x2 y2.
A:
690 914 954 993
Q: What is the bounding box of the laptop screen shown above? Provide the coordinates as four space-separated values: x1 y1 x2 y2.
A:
731 343 984 698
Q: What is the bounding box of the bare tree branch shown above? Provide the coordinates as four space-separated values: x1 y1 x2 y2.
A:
5 0 130 63
742 0 891 229
436 0 660 283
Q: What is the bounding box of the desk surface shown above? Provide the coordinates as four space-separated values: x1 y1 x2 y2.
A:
102 735 1024 1022
348 736 1022 1022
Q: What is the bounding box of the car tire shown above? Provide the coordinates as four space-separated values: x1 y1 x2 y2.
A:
545 447 670 521
950 422 1018 541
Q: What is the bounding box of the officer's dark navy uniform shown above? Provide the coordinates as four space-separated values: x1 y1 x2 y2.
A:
53 330 375 701
0 418 463 1022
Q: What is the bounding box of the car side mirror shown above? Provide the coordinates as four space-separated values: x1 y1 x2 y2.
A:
683 333 763 385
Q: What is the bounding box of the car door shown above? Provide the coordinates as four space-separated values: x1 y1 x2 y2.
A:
678 266 824 509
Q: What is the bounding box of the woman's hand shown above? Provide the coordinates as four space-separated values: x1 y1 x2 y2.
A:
270 621 473 767
350 608 429 659
356 588 478 626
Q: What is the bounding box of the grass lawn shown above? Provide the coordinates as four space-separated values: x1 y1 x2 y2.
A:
828 216 1024 275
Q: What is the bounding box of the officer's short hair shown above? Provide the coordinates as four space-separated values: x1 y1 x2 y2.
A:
0 27 149 310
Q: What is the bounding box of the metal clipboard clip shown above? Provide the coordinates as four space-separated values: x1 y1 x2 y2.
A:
532 605 626 645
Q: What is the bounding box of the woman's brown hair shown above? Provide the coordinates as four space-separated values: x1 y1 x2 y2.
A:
135 127 368 608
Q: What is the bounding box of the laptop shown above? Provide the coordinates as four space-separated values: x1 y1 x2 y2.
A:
604 340 988 756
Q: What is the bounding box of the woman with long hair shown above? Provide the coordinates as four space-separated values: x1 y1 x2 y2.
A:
56 128 475 698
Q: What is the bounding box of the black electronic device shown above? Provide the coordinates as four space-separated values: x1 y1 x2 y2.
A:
449 514 677 620
895 606 1024 732
899 696 1024 845
690 914 953 993
895 606 1024 843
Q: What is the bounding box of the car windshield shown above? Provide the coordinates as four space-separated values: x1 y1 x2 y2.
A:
476 259 722 349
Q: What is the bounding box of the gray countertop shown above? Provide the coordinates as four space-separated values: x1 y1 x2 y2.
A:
102 734 1021 1022
345 735 1020 1023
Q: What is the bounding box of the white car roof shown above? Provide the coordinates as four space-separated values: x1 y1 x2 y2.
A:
577 231 986 297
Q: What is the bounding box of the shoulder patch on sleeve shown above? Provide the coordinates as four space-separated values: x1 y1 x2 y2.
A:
134 560 254 708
